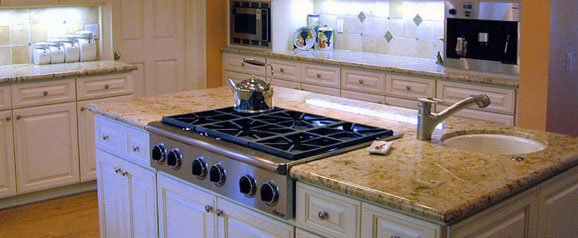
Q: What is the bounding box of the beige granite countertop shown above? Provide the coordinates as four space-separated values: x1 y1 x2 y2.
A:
87 87 577 224
223 47 519 88
0 61 138 85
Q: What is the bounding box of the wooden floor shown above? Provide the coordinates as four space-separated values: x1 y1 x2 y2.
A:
0 191 100 238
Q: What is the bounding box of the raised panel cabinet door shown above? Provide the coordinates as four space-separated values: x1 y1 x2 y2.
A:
122 161 158 238
537 166 578 237
78 96 132 182
13 102 79 193
112 0 187 97
96 150 126 238
0 111 16 198
0 0 59 6
360 203 441 238
217 198 295 238
157 173 216 238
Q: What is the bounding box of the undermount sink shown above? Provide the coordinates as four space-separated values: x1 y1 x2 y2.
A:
442 133 548 155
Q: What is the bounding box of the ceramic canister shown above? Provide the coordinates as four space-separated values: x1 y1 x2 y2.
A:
316 26 335 51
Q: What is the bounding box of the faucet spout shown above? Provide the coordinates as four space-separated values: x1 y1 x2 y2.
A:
417 95 491 140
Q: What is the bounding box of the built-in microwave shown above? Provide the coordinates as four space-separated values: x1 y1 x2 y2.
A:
230 0 271 48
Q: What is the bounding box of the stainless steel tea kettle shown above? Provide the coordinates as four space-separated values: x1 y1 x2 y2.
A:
227 58 275 113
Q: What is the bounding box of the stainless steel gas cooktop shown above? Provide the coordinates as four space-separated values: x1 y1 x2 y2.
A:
147 107 401 219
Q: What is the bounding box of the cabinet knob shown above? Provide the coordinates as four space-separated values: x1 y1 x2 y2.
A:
122 171 129 177
16 115 21 120
280 68 285 73
405 85 411 91
241 63 245 67
132 146 140 152
80 107 86 112
358 79 364 84
114 51 122 61
215 209 224 217
316 73 322 78
5 116 11 121
102 135 110 141
204 205 213 213
104 84 110 90
43 91 48 96
317 211 329 220
114 168 122 173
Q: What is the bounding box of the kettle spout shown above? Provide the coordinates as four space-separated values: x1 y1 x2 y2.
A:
227 79 238 91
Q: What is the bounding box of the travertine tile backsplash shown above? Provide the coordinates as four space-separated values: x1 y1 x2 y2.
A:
314 0 444 59
0 7 99 65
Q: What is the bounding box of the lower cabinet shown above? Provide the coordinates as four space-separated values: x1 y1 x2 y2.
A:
0 110 16 198
361 203 441 238
537 166 578 237
97 150 158 238
14 102 79 193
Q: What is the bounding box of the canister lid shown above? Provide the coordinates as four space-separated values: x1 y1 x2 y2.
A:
237 75 270 92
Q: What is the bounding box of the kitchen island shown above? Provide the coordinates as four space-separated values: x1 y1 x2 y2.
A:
87 86 578 238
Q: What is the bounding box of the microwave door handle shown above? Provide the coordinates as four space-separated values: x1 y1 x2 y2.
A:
261 9 270 42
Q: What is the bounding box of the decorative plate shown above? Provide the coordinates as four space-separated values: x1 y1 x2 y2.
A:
293 27 316 51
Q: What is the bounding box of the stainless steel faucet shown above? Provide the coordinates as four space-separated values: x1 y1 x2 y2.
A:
417 95 491 140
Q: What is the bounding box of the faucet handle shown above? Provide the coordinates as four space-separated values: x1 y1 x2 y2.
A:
418 97 444 105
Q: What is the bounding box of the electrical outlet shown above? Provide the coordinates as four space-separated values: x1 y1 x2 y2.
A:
336 19 344 33
85 24 100 39
565 52 574 71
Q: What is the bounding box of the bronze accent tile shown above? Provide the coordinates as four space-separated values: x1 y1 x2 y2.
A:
0 26 10 45
0 46 12 65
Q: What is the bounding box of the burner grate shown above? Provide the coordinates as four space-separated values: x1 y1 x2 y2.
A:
162 107 398 160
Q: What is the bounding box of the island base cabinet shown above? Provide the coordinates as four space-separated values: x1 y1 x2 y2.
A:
157 173 216 238
0 110 16 199
96 150 158 238
537 166 578 237
361 203 442 238
14 102 79 194
217 199 295 238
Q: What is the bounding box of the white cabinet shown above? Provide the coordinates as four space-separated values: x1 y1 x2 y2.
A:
537 166 578 237
14 102 79 193
217 198 295 238
268 59 302 82
436 81 516 115
96 150 158 238
224 53 267 76
361 203 442 238
296 229 323 238
0 110 16 198
157 173 216 238
0 86 11 111
341 69 386 95
302 64 340 88
12 79 76 109
77 73 134 101
301 84 340 97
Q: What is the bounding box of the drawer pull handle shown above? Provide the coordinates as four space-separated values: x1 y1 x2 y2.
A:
316 73 322 78
16 115 21 120
405 85 411 91
5 116 11 121
80 107 86 112
122 171 129 177
280 68 285 73
114 168 122 174
204 205 213 213
102 135 110 141
358 79 364 84
43 91 48 96
318 211 329 220
132 146 140 152
215 209 224 217
104 84 110 90
241 63 245 67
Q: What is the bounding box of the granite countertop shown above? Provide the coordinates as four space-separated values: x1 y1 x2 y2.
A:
86 87 577 224
222 47 519 88
0 61 138 85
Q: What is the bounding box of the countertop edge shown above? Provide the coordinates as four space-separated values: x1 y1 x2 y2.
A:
86 104 147 130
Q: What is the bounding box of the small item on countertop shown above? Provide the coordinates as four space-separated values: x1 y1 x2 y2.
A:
76 31 97 62
59 35 80 63
368 140 393 155
293 27 316 51
30 42 51 65
307 14 320 32
316 26 334 51
47 41 65 64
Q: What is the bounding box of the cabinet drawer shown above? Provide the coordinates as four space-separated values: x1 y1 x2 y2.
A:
297 182 361 238
361 203 442 238
126 127 150 168
386 75 435 100
385 97 420 110
437 81 516 114
0 86 11 111
77 73 133 100
302 64 340 88
342 90 385 104
274 79 301 90
95 116 125 157
12 79 76 108
268 59 302 82
296 228 323 238
342 69 385 95
437 105 515 126
223 53 266 76
302 84 340 97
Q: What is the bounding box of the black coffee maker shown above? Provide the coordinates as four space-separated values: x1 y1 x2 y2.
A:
444 1 520 75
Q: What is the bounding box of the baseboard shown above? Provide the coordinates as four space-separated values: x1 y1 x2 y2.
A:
0 181 97 210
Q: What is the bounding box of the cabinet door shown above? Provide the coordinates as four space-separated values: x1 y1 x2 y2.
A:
157 173 216 238
217 199 295 238
14 102 79 193
537 166 578 237
96 150 126 238
78 96 132 182
122 161 158 238
361 203 441 238
0 111 16 198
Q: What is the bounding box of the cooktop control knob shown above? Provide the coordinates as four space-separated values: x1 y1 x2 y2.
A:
192 158 208 179
152 143 167 163
166 148 182 169
448 8 457 15
239 175 257 198
209 164 226 187
260 181 279 206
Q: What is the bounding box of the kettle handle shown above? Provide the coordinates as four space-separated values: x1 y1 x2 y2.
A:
243 58 275 86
